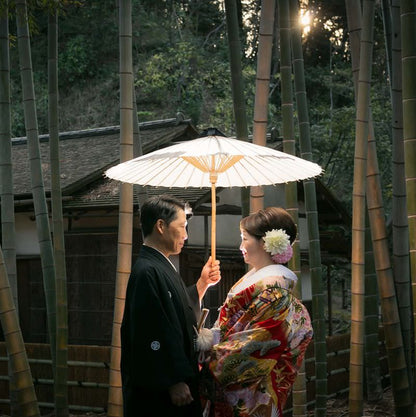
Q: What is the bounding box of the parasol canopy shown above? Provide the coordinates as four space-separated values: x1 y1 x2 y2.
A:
105 135 322 188
105 135 323 260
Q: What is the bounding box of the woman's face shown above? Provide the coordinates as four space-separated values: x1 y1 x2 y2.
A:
239 229 267 268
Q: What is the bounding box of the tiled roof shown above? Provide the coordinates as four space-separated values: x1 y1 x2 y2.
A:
11 120 349 224
63 178 213 210
11 117 199 197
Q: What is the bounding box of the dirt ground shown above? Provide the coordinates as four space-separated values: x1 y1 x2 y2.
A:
321 386 395 416
42 386 394 417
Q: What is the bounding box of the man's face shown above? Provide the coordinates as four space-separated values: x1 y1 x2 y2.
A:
160 208 188 257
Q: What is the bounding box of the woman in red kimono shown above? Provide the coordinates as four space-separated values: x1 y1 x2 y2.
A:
199 207 313 417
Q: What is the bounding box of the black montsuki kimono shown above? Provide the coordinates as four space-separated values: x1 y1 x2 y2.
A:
120 245 202 417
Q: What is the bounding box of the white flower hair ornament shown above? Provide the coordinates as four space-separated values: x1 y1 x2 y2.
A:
263 229 293 264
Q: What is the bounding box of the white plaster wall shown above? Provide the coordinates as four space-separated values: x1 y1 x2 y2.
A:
300 265 312 300
187 214 241 248
15 213 40 255
297 215 309 251
216 187 242 205
264 186 309 250
189 186 310 251
263 184 287 207
15 212 72 256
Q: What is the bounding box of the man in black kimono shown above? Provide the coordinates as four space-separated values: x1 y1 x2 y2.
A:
121 195 221 416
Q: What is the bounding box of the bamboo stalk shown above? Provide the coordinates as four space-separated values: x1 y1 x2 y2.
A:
400 2 416 406
0 4 20 414
347 0 414 413
108 1 134 416
348 1 375 415
16 0 57 373
279 1 310 415
48 9 69 416
390 0 412 391
251 0 275 213
0 247 40 417
289 0 327 414
224 0 250 217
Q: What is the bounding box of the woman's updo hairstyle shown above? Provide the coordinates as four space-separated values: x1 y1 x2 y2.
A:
240 207 297 244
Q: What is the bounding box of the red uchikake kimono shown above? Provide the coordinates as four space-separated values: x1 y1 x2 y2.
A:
201 265 313 417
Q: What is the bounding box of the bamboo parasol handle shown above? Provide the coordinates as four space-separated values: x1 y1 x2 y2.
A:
210 179 216 263
197 308 210 331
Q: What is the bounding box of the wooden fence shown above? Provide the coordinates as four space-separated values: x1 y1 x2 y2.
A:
0 330 389 415
0 343 109 415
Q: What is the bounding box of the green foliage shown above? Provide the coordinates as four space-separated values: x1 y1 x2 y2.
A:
59 34 96 84
305 56 392 213
133 1 234 127
5 0 395 215
297 1 393 213
136 39 231 125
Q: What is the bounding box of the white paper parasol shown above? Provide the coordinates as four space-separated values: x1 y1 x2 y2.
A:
105 135 322 260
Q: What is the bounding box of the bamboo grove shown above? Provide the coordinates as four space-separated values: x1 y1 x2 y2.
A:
0 1 415 416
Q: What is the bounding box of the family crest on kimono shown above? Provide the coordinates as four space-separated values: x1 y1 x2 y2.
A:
197 207 313 417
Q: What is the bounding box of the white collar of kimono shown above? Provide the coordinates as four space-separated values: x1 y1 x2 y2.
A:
143 244 177 272
229 264 297 296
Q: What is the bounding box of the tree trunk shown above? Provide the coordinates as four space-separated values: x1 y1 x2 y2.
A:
224 0 250 218
289 0 327 415
48 9 69 417
107 1 134 415
251 0 275 213
15 0 57 366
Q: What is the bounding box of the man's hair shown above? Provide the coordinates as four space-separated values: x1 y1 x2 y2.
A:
140 195 191 238
240 207 297 244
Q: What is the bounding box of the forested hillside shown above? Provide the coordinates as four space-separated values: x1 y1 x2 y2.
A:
7 0 393 212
